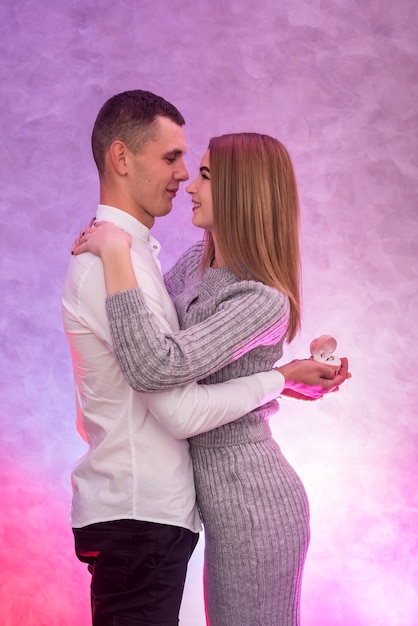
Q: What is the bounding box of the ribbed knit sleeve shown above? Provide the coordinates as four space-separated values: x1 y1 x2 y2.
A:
105 273 289 392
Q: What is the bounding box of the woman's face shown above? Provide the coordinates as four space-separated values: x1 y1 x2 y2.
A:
186 149 214 232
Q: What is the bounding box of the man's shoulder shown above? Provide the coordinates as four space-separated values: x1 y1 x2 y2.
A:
64 252 104 284
62 253 105 309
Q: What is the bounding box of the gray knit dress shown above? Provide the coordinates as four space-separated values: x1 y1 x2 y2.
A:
106 243 310 626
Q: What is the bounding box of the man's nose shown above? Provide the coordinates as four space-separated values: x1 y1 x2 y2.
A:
176 160 189 182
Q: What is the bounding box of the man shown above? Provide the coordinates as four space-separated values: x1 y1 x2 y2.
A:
62 90 348 626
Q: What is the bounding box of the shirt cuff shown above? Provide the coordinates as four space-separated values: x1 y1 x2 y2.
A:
251 369 285 403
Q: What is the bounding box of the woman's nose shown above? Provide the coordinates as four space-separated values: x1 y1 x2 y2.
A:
186 176 198 194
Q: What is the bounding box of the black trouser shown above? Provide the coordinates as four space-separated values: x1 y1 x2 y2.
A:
73 519 199 626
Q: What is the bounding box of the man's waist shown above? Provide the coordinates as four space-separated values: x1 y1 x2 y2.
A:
70 468 201 532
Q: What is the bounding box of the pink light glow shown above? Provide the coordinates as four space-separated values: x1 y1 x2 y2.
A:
1 0 417 624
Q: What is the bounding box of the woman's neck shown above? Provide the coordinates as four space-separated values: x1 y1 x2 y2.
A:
210 247 226 270
210 235 226 269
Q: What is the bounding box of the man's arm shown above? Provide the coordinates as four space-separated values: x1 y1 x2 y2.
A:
142 369 284 439
141 356 350 439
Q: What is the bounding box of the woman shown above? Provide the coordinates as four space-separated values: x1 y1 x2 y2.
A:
74 133 339 625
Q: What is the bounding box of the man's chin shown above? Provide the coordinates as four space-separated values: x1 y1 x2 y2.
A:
156 205 173 218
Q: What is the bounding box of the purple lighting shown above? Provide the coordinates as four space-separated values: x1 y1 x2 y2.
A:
1 0 417 624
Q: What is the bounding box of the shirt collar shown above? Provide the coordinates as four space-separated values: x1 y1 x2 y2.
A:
96 204 161 255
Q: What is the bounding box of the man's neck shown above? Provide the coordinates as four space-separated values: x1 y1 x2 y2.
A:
99 191 155 230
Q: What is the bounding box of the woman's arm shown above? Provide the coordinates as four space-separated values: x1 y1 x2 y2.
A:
73 221 289 392
72 222 349 397
106 282 289 391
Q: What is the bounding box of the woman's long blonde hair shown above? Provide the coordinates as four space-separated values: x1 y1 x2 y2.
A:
202 133 301 342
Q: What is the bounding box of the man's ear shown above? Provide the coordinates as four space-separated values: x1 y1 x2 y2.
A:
108 141 129 175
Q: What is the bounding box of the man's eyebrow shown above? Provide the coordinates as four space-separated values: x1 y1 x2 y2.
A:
164 149 184 157
200 166 210 174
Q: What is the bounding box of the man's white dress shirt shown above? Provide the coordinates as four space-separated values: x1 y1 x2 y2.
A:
62 205 285 532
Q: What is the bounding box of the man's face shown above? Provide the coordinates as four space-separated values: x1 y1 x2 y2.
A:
128 116 189 228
